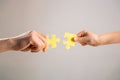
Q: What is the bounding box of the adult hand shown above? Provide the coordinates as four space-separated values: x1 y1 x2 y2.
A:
12 30 47 52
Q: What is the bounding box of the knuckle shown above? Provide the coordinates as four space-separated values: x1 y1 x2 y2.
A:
30 30 37 35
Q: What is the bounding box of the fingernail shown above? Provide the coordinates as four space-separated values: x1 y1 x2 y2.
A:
74 37 77 42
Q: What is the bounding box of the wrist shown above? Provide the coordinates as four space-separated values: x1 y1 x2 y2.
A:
97 34 104 46
6 38 15 51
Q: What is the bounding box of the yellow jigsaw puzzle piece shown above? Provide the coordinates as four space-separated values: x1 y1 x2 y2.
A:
63 32 76 50
48 34 60 48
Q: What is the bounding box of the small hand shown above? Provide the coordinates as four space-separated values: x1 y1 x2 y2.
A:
74 30 100 46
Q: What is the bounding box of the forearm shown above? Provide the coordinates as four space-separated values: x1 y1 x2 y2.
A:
98 31 120 45
0 38 14 53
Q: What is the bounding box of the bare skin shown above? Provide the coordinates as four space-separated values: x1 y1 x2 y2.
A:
74 30 120 46
0 30 47 53
1 30 120 53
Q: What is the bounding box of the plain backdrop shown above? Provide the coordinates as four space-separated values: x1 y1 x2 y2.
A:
0 0 120 80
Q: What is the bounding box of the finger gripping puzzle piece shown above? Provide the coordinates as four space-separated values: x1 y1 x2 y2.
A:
48 34 60 48
63 32 76 50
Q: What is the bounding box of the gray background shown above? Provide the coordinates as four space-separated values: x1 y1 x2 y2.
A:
0 0 120 80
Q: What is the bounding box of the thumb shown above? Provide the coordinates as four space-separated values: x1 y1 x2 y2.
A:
74 37 78 42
